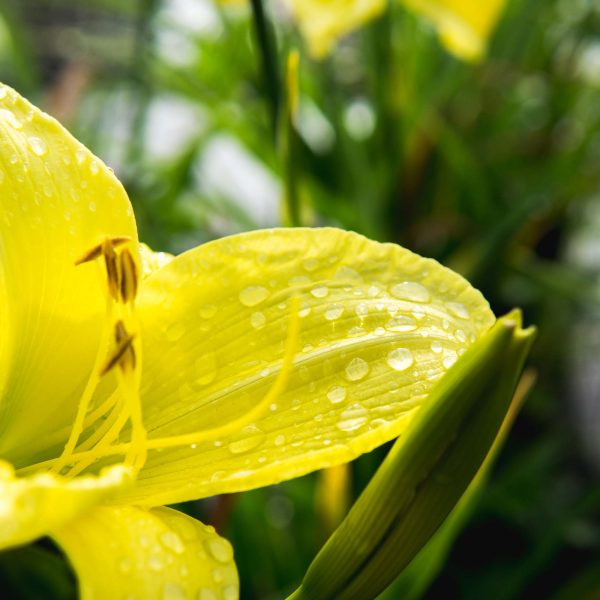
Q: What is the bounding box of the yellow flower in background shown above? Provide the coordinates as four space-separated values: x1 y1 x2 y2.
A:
0 83 495 598
285 0 387 59
283 0 506 60
402 0 508 60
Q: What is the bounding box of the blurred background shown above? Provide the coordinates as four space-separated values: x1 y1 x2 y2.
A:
0 0 599 598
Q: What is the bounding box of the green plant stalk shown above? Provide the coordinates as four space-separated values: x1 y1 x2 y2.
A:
249 0 281 138
288 311 536 600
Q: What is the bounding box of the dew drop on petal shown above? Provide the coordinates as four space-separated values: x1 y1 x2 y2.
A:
325 304 344 320
327 385 347 404
0 108 22 129
443 352 458 369
193 351 217 386
166 322 186 342
162 582 185 600
198 589 217 600
385 315 417 332
431 341 443 354
159 531 185 554
447 302 470 319
390 282 431 303
222 585 238 600
250 311 266 329
274 434 286 447
27 136 47 156
345 357 369 381
148 555 164 572
228 427 264 454
310 285 329 298
206 538 234 563
337 403 368 431
239 285 269 307
303 257 319 271
386 348 414 371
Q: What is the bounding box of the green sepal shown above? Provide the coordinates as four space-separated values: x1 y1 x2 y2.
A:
288 310 536 600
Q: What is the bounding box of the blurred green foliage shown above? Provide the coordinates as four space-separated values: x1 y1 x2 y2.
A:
0 0 599 598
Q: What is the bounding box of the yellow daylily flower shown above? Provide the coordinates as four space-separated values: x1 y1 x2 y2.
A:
0 82 495 598
401 0 507 60
282 0 506 60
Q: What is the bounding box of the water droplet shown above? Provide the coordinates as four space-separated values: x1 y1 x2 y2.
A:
206 538 234 563
327 385 347 404
166 322 186 342
159 531 185 554
222 585 238 600
455 329 467 343
62 155 71 166
162 582 185 600
385 315 417 332
431 341 443 354
274 434 285 447
148 555 164 572
345 357 369 381
299 306 311 317
355 303 369 317
88 201 97 212
27 136 47 156
89 160 100 175
337 403 368 431
198 589 217 600
0 108 22 129
443 352 458 369
228 426 264 454
390 282 430 303
335 265 360 280
193 351 217 386
239 285 269 307
303 258 319 271
251 311 266 329
199 304 217 319
348 326 366 337
325 304 344 321
310 285 329 298
386 348 414 371
75 147 87 164
447 302 469 319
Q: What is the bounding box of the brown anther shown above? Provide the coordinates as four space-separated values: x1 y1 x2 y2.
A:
119 248 139 304
102 239 120 301
100 320 136 375
74 236 131 266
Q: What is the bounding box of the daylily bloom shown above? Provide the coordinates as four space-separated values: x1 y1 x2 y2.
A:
283 0 507 60
0 83 495 598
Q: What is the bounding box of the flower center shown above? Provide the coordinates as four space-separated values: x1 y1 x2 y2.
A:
49 236 147 478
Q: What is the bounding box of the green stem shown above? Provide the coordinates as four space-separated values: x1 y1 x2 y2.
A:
249 0 281 138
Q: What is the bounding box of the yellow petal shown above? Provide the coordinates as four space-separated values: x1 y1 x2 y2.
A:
52 505 239 600
0 84 138 465
401 0 507 60
118 227 494 505
285 0 387 59
0 461 130 550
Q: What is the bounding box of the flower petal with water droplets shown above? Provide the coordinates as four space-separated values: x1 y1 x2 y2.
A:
52 506 238 600
115 227 494 506
0 462 130 550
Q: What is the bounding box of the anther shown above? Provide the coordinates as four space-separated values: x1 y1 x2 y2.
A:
74 236 131 266
102 239 120 301
119 248 139 304
100 320 136 375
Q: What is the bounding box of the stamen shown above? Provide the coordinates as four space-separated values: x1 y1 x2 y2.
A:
100 321 136 376
31 296 301 468
119 248 139 304
74 236 131 266
102 238 121 301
